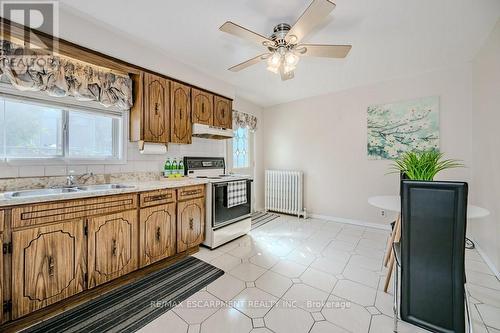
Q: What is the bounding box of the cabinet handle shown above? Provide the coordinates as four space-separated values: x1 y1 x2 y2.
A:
202 103 205 114
48 256 55 276
189 218 194 230
156 227 161 241
148 194 168 202
221 108 225 118
112 239 117 256
179 108 182 120
155 103 159 115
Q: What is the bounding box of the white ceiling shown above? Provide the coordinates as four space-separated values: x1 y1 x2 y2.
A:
60 0 500 107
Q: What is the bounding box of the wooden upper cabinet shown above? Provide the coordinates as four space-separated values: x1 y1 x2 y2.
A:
177 198 205 253
170 82 192 144
139 203 176 267
11 220 86 319
192 89 213 126
143 73 170 143
87 210 138 288
213 96 232 129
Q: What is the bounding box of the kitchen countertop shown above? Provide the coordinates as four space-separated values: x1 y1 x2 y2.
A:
0 178 209 207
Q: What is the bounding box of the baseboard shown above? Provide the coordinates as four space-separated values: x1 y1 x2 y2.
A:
309 213 391 231
468 236 500 280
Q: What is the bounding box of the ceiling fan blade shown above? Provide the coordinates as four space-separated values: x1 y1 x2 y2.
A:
286 0 336 44
297 44 351 58
220 21 273 47
228 53 270 72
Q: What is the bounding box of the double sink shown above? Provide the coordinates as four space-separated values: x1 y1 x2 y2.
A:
4 184 136 199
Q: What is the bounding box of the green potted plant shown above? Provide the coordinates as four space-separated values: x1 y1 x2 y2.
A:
390 150 464 180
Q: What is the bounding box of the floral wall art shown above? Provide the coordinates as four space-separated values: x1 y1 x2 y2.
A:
367 96 440 159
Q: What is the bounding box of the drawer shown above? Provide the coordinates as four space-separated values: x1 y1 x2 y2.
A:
177 185 205 201
139 189 176 207
11 194 138 228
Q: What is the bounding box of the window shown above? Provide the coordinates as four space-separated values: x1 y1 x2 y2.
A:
232 127 249 169
0 96 123 161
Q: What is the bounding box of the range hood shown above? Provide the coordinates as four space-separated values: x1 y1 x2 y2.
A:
192 123 233 139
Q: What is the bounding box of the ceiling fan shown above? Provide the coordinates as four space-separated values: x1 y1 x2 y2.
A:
219 0 351 81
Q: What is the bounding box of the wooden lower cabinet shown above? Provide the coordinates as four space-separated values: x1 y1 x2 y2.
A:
177 198 205 252
0 235 3 324
11 220 86 319
87 210 138 288
139 203 176 267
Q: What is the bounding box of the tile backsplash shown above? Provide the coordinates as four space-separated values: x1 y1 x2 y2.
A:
0 137 225 180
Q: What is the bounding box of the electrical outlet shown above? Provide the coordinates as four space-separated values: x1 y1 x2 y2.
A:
381 210 386 217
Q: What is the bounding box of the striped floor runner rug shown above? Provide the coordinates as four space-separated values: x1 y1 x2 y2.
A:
23 256 224 333
251 211 280 230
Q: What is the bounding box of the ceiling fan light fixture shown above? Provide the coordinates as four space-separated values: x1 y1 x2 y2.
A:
266 64 280 74
284 51 300 66
283 63 296 74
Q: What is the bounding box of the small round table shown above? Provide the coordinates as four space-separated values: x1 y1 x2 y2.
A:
368 195 490 292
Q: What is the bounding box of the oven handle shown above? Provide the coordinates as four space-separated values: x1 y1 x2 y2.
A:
213 179 253 187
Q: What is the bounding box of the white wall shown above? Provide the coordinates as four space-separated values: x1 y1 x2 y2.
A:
263 66 473 225
470 20 500 275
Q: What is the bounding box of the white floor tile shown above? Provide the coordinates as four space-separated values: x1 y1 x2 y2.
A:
230 263 267 281
270 260 308 278
332 280 377 306
468 284 500 308
300 267 338 293
265 300 314 333
282 284 329 312
310 321 349 333
467 271 500 291
311 256 347 275
343 264 380 288
321 296 371 333
232 287 278 318
200 307 253 333
209 253 242 271
255 270 293 297
249 253 280 269
206 274 246 301
477 303 500 329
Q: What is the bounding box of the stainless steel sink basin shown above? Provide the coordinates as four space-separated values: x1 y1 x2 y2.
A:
76 184 136 191
3 184 136 199
4 187 81 198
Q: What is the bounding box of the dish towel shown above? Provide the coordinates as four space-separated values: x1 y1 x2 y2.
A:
227 180 247 208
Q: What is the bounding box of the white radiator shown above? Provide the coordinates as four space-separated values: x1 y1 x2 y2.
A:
265 170 305 217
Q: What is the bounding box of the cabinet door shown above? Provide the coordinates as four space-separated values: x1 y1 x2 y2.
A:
139 203 176 267
87 210 138 288
11 220 86 319
213 96 232 129
143 73 170 143
170 82 192 144
177 198 205 252
191 88 213 125
0 235 3 324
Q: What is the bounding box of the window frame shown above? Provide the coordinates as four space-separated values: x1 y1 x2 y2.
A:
228 126 254 172
0 92 127 166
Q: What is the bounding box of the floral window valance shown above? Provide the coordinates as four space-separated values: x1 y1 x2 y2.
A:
0 40 132 110
233 110 257 132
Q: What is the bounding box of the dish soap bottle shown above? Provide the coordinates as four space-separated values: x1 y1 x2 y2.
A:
171 158 178 178
164 159 171 177
178 159 184 178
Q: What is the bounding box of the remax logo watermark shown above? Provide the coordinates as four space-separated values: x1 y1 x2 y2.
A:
1 0 59 54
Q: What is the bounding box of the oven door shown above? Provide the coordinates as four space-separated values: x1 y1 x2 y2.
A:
212 179 252 229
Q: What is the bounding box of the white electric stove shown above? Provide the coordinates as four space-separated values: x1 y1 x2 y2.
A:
184 157 252 249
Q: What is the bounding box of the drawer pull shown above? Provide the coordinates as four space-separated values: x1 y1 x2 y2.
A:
156 227 161 241
112 239 117 256
189 218 194 230
48 256 55 276
182 190 201 196
149 194 169 201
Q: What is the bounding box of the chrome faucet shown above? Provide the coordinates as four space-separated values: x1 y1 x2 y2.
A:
66 170 76 187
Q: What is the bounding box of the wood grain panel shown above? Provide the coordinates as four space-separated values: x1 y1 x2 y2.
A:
177 198 205 253
139 189 175 208
139 203 176 267
0 235 3 324
87 210 138 288
213 96 232 129
0 210 4 232
144 73 170 143
11 220 86 319
129 72 144 141
191 88 213 125
11 194 137 229
170 82 192 144
177 185 205 201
